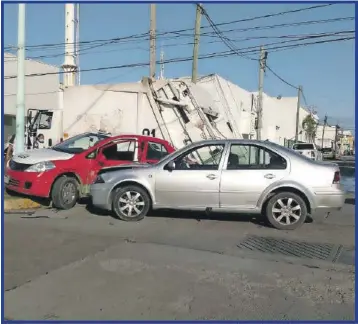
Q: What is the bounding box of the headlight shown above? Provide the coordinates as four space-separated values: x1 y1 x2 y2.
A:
93 175 105 184
25 161 56 172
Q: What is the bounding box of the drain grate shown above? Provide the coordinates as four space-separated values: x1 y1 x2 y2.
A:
237 236 343 263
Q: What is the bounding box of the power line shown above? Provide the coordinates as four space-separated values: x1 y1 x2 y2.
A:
6 30 353 63
199 4 257 61
3 10 350 52
265 65 298 89
4 36 354 80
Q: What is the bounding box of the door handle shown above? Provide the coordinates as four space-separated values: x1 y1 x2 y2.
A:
264 173 275 179
206 174 217 180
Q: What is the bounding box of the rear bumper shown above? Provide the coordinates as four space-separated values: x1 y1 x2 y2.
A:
313 190 346 212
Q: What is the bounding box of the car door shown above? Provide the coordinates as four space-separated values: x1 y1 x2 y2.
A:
85 138 140 185
143 141 169 164
154 143 226 209
219 143 289 209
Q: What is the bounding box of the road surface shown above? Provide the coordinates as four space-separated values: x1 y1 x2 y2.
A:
4 199 355 320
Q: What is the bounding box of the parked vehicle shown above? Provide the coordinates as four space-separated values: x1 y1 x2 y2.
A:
292 142 322 161
5 132 175 210
90 139 345 230
321 147 335 160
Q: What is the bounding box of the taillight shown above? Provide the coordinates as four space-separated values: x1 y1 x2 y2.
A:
333 171 340 184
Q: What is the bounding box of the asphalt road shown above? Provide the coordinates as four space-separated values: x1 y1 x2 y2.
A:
4 200 355 321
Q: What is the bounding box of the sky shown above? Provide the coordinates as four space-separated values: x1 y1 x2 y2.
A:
3 2 355 130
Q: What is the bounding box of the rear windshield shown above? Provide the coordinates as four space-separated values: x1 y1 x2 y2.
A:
321 147 333 153
292 143 314 150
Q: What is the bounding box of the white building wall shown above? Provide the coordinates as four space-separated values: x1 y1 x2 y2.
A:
193 74 255 139
4 53 60 141
4 53 60 115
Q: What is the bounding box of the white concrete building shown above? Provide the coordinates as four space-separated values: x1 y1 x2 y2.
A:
191 74 315 145
4 52 60 141
315 125 337 148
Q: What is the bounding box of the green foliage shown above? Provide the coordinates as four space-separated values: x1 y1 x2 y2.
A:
302 114 318 143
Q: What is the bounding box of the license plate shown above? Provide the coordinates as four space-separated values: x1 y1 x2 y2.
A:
4 175 9 184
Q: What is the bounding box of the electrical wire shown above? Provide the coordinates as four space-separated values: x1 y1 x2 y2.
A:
4 36 354 80
3 11 351 52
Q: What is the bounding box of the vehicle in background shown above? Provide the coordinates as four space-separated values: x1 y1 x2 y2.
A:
90 139 345 230
292 142 322 161
321 147 335 160
5 132 175 210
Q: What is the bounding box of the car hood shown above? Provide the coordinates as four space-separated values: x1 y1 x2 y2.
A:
98 162 153 175
12 148 74 165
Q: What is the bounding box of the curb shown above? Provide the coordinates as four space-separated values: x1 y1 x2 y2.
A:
4 197 43 212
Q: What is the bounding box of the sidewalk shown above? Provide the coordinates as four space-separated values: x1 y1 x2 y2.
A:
4 190 46 212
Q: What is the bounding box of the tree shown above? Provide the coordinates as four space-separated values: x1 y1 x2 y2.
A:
302 114 318 143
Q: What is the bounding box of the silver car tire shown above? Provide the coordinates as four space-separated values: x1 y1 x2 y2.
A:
112 185 150 222
265 192 308 230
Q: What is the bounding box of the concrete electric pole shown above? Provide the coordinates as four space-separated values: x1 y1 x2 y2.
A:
256 46 267 140
321 114 327 149
15 3 26 154
294 85 302 142
62 3 78 87
149 4 156 79
334 124 340 158
191 3 202 84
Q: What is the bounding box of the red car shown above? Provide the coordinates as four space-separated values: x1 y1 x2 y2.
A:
5 132 175 209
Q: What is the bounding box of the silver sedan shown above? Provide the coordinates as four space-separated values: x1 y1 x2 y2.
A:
90 139 346 230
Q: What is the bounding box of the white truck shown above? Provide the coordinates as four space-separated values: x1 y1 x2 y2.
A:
292 142 323 161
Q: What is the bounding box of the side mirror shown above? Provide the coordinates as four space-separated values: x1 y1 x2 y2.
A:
165 160 175 171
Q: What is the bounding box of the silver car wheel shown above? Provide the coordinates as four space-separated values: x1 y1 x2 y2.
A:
118 191 145 218
272 197 302 226
62 182 76 204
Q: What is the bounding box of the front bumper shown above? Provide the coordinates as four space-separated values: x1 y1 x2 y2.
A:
90 183 113 211
5 168 53 198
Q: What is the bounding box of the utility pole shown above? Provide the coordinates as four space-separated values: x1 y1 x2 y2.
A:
149 4 156 79
321 114 327 149
191 3 202 84
334 124 340 158
159 47 165 80
15 4 26 154
294 85 302 142
256 46 267 140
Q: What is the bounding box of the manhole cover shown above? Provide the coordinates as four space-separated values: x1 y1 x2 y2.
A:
237 236 344 263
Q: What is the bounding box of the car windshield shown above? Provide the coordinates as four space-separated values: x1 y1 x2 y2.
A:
52 133 109 154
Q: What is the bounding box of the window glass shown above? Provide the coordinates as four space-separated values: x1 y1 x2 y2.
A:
33 111 53 130
227 145 286 170
102 140 136 161
173 144 225 171
292 143 315 150
147 142 169 160
52 133 108 154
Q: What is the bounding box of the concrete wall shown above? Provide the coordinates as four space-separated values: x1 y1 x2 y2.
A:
259 95 313 145
4 53 60 115
4 53 60 142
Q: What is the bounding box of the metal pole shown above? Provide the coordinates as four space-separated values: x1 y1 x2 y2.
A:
191 4 202 84
149 4 156 79
256 46 265 140
321 114 327 149
15 3 26 154
334 124 339 158
294 85 302 142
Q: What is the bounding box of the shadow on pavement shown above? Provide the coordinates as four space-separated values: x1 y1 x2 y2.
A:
85 203 313 229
